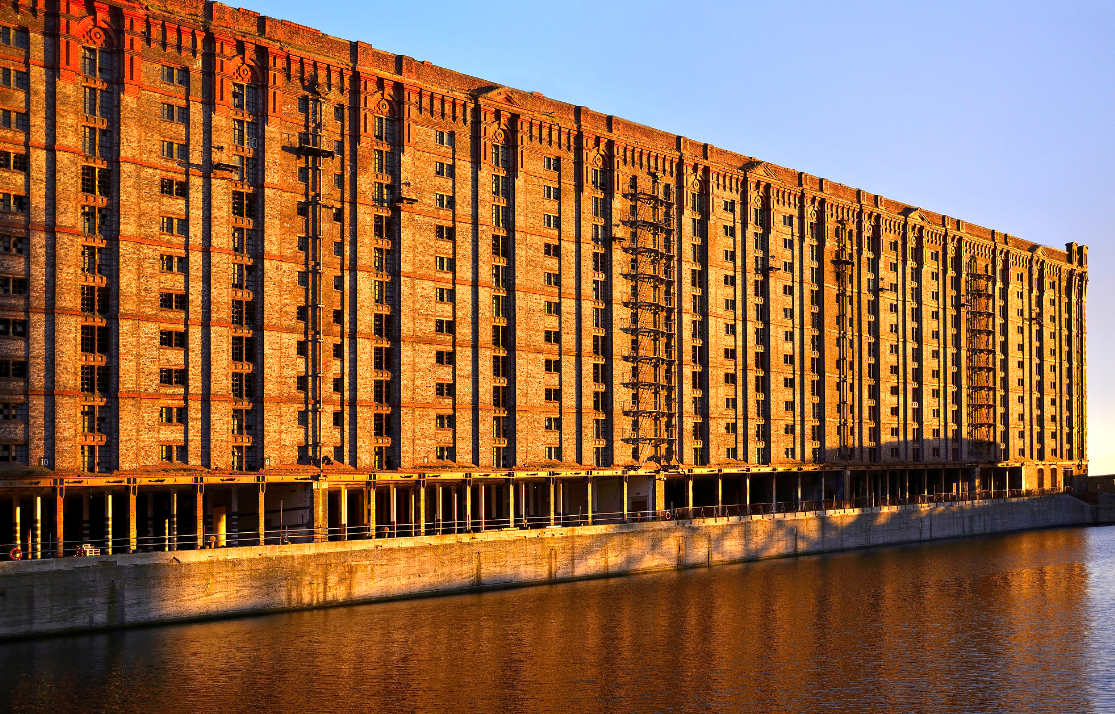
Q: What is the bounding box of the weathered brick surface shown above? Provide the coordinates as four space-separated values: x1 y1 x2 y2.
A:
0 0 1086 480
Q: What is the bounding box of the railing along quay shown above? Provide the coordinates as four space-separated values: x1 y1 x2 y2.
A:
3 487 1073 561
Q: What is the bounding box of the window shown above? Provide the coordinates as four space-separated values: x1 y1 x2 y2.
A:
434 161 454 178
492 144 510 168
435 130 454 146
545 388 561 402
492 204 509 228
545 446 562 461
544 330 560 344
158 216 188 236
231 82 257 113
82 126 111 158
435 287 455 303
232 300 254 326
159 406 186 424
435 350 454 365
0 151 26 173
435 382 454 398
160 254 187 273
543 242 560 257
544 358 560 373
81 46 113 80
545 417 561 431
434 193 454 209
0 193 26 213
80 364 109 393
159 292 186 311
544 185 560 201
544 300 559 315
434 319 454 334
544 156 560 171
231 372 255 400
160 140 188 162
160 102 188 123
159 368 186 386
231 335 255 362
435 255 454 272
231 191 256 219
160 65 189 86
159 177 187 197
0 27 28 50
543 214 560 229
160 330 185 348
373 116 397 143
544 272 560 287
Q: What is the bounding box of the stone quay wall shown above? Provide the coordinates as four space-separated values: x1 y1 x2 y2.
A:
0 494 1104 639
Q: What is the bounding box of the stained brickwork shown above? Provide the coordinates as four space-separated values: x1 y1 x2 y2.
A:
0 0 1087 479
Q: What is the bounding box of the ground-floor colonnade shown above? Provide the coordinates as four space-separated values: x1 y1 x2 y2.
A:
0 462 1074 558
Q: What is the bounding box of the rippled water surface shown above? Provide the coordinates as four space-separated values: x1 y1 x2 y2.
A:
2 526 1114 713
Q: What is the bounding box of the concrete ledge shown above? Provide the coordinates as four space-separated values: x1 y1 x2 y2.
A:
0 494 1099 640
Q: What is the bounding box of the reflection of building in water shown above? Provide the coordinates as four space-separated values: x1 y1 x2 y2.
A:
0 1 1088 556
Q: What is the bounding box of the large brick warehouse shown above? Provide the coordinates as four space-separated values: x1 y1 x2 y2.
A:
0 0 1092 553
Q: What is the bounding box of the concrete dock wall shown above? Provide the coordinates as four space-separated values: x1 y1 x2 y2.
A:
0 495 1102 639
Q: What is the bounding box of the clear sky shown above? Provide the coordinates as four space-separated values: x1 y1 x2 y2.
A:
246 0 1114 473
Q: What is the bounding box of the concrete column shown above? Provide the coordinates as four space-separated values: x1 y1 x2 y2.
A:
194 489 204 549
436 484 443 534
170 491 178 550
505 480 512 530
127 488 137 553
12 496 19 551
746 476 750 507
105 492 113 555
842 469 851 503
340 485 350 539
586 477 594 525
520 482 526 526
257 486 266 545
81 492 90 543
654 475 665 518
54 489 64 558
796 475 802 504
820 473 826 506
686 476 693 512
230 487 239 547
622 475 629 523
337 485 347 540
548 478 554 527
146 492 155 547
451 487 458 533
389 484 398 534
556 482 563 526
478 483 485 532
407 487 415 536
464 481 472 532
416 484 424 536
33 495 41 559
717 476 723 514
368 484 376 538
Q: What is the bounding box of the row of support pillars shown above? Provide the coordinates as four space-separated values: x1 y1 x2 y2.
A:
0 467 1034 557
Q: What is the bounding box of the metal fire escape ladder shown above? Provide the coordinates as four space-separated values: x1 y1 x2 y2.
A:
965 257 997 462
295 96 330 465
619 181 677 462
832 226 855 462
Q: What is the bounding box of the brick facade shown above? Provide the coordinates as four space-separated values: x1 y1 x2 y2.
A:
0 0 1087 480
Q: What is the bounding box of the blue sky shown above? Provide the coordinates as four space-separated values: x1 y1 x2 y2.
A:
247 0 1114 473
